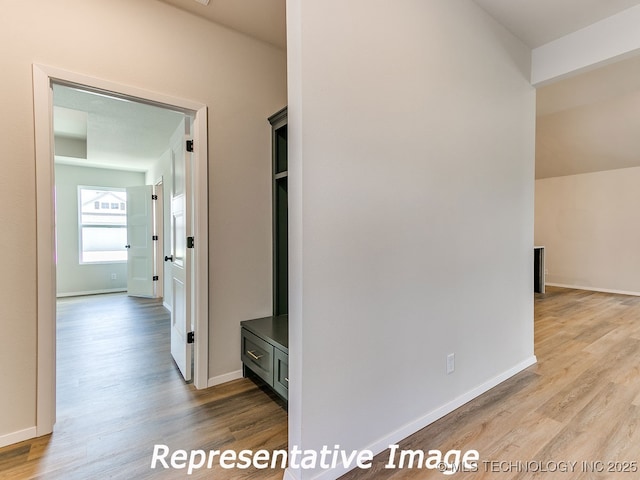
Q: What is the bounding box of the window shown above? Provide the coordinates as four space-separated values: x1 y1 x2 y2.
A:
78 187 127 263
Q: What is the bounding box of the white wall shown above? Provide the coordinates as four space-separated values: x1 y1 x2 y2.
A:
0 0 285 442
55 164 145 296
535 167 640 295
287 0 536 478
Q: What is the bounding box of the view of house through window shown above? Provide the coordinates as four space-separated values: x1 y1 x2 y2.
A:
78 186 127 263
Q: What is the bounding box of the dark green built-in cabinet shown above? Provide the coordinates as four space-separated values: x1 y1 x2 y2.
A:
241 107 288 403
270 107 288 316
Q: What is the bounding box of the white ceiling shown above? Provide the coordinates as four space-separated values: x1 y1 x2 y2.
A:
158 0 286 49
53 84 184 172
473 0 640 48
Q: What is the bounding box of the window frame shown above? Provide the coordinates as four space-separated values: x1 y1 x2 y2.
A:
77 185 128 265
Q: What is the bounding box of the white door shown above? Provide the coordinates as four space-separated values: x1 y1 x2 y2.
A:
168 117 193 381
126 185 155 298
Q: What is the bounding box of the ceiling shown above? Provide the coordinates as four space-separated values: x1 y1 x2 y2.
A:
56 2 640 179
469 1 640 179
473 0 640 48
53 84 184 172
158 0 286 49
536 56 640 179
154 0 640 52
160 0 640 180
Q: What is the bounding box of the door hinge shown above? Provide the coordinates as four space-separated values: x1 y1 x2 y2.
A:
187 331 195 344
152 235 158 241
152 194 158 200
153 275 159 281
187 236 195 248
186 140 194 152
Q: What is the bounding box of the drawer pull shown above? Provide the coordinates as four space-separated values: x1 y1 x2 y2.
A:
247 350 263 361
284 377 289 383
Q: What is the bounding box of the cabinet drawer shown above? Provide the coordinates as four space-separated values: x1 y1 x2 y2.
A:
273 347 288 401
241 328 274 385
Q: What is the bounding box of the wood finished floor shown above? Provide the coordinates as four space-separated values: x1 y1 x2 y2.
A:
341 287 640 479
2 287 640 479
0 294 287 479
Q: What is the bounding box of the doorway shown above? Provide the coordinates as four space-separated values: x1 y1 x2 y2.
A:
33 64 210 437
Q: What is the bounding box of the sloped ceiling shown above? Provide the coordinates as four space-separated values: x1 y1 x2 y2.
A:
157 0 286 49
473 0 640 48
473 0 640 179
536 56 640 179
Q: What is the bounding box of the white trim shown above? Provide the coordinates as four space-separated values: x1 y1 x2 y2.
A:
207 369 243 387
33 64 210 438
545 283 640 297
192 100 209 391
77 185 127 266
163 301 172 312
285 356 537 480
33 64 56 438
283 469 298 480
0 428 37 449
286 0 304 472
57 288 127 298
38 64 206 112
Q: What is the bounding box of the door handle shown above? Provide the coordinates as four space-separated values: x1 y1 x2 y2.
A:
164 255 174 262
125 245 131 249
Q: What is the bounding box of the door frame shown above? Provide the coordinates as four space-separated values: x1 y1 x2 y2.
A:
33 64 209 436
153 180 164 300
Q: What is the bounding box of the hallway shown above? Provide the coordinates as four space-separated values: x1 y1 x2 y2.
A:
0 294 287 479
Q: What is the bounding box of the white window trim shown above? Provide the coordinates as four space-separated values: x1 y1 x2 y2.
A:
77 185 127 265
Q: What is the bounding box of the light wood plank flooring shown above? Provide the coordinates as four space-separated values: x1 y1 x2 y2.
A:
2 287 640 479
341 287 640 479
0 294 287 479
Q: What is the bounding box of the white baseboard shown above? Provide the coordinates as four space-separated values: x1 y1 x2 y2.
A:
283 468 298 480
0 427 37 448
163 301 172 312
291 355 537 480
56 288 127 298
546 283 640 297
208 369 243 387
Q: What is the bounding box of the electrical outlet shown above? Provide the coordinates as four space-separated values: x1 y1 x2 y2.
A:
446 353 455 374
111 273 117 280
